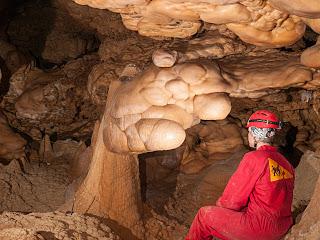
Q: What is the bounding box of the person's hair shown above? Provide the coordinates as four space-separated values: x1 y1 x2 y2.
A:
249 126 276 144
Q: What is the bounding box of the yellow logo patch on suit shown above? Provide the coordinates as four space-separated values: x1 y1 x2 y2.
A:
268 158 293 182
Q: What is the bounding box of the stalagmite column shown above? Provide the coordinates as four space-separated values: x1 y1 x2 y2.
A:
73 81 145 239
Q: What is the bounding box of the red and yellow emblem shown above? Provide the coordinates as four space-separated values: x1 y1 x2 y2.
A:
268 158 293 182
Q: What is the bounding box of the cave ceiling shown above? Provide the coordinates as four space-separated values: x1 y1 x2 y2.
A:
73 0 320 46
0 0 319 152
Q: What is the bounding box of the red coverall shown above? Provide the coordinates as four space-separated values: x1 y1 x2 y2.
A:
186 145 295 240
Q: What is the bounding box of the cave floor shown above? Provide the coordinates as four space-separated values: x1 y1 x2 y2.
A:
0 156 69 213
0 147 310 240
0 148 244 239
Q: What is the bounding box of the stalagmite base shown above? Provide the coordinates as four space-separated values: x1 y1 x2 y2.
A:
73 119 145 239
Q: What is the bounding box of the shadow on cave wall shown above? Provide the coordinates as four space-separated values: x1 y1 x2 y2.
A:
277 124 303 169
139 149 181 214
0 57 10 100
0 0 57 98
0 1 11 39
7 0 57 69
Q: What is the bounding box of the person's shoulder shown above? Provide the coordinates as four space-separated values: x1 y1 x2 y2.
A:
243 149 264 158
242 150 259 163
242 149 270 165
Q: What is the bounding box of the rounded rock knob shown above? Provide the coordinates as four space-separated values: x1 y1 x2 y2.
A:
152 49 178 68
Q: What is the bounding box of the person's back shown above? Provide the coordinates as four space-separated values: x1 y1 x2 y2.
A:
244 146 294 238
246 147 294 218
185 110 295 240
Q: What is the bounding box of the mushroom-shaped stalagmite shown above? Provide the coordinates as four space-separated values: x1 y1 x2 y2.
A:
73 60 235 238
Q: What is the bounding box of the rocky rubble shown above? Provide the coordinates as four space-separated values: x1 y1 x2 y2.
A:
1 55 100 140
0 211 121 240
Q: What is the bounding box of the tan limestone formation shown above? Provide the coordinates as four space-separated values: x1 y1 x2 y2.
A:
301 36 320 68
103 62 232 154
73 83 145 239
269 0 320 18
88 29 249 108
181 121 244 174
226 16 305 48
75 60 236 238
177 29 249 62
71 0 320 48
152 49 178 68
221 51 314 98
88 50 316 154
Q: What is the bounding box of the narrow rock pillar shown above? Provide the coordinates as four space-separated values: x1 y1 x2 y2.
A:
73 82 145 239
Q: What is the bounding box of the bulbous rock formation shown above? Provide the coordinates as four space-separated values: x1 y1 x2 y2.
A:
152 49 178 68
88 29 249 108
103 62 232 154
101 49 317 154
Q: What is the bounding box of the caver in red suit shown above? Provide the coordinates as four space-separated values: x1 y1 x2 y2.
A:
185 110 295 240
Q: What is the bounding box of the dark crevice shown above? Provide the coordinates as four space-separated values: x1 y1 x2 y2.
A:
0 57 11 99
302 26 318 48
278 125 303 168
49 132 58 142
139 155 147 203
37 231 57 240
